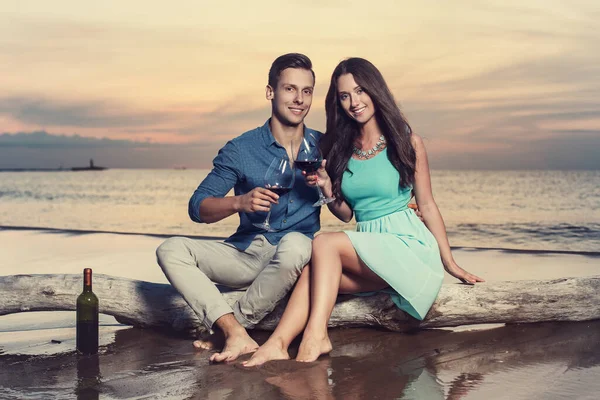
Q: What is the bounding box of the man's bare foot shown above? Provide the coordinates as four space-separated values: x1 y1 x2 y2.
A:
296 334 332 362
193 330 224 350
242 337 290 367
209 329 258 363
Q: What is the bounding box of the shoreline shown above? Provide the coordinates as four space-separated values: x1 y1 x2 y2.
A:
2 225 599 257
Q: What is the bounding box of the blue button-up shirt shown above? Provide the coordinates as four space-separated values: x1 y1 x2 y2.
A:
189 119 322 250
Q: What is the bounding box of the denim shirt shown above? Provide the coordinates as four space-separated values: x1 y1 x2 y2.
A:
189 119 322 250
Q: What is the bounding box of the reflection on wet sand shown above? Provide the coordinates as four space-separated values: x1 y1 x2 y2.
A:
1 320 600 399
76 354 100 400
248 359 336 399
254 337 439 399
253 321 600 399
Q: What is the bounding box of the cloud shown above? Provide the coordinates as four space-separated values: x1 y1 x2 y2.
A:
426 132 600 170
1 2 599 170
398 45 600 157
0 96 172 129
419 52 600 98
0 94 277 146
0 131 221 169
0 130 161 148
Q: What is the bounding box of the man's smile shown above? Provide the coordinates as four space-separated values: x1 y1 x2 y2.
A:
289 106 306 115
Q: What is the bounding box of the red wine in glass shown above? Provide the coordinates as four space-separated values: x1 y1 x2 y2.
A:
294 134 335 207
266 186 292 196
294 160 321 174
253 158 295 232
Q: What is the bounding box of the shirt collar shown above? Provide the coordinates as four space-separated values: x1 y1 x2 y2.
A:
261 119 278 147
261 118 313 147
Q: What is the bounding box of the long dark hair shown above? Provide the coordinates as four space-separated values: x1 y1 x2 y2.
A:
322 58 416 200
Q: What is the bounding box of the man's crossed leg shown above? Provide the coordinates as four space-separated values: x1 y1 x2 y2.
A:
156 232 311 362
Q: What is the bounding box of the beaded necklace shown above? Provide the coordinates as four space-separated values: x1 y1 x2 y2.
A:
352 135 386 159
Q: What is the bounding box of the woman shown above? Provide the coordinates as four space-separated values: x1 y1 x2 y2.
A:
243 58 484 367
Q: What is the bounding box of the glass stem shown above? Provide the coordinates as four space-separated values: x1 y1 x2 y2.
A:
264 209 272 227
316 185 326 200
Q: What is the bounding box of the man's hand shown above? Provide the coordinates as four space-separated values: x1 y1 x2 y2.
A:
236 187 279 213
408 203 424 222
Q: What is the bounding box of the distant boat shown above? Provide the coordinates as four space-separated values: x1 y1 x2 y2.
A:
72 159 107 171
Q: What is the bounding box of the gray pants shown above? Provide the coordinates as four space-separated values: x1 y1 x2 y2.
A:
156 232 312 330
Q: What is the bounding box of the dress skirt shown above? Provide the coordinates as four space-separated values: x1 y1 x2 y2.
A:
344 208 444 320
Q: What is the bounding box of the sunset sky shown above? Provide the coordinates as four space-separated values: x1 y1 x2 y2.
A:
1 0 599 169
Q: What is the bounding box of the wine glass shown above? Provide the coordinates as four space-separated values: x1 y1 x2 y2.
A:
294 133 335 207
252 157 295 232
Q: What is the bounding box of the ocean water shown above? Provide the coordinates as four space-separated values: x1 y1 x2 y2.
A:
0 169 598 252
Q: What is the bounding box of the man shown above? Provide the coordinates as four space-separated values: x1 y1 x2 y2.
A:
156 53 321 363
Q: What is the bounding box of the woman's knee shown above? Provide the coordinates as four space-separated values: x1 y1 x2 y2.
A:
312 232 345 254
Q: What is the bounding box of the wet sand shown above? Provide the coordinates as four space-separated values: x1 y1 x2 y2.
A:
1 228 599 399
1 322 600 399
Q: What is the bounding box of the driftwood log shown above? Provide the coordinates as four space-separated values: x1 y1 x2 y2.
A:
1 274 599 333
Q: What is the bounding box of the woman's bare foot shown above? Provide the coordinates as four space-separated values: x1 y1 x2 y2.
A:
209 329 258 363
242 337 290 367
296 334 332 362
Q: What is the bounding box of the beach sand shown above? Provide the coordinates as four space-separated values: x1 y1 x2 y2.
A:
1 227 599 399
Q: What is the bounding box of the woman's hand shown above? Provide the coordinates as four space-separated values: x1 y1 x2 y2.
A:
444 262 485 285
407 203 424 222
303 160 332 190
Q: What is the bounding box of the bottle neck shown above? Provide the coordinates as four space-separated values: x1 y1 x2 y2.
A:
83 269 93 292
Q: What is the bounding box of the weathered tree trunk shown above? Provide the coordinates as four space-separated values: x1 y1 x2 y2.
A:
1 274 599 333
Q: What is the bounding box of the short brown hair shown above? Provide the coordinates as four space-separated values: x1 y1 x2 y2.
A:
268 53 315 88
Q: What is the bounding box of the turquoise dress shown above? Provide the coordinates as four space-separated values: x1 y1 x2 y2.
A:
342 147 444 320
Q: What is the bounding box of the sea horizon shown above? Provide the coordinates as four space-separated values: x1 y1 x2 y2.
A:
3 224 600 260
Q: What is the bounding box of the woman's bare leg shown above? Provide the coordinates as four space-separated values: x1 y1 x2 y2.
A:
297 232 388 362
245 232 388 366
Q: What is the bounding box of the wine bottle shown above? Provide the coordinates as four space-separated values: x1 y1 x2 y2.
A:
76 268 99 355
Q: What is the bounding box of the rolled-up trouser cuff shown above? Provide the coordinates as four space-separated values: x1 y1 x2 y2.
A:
233 302 256 329
204 302 235 330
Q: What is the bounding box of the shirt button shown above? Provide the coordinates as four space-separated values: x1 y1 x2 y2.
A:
283 219 287 223
290 199 294 203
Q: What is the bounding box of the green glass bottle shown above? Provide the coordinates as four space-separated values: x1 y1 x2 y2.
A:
76 268 99 355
